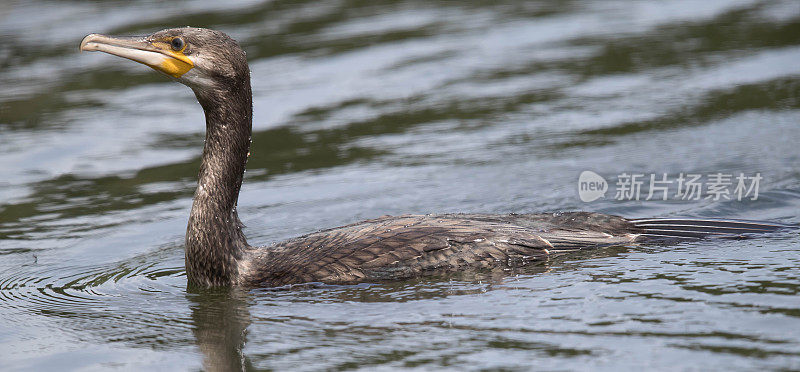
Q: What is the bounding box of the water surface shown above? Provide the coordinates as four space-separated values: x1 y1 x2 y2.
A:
1 0 800 370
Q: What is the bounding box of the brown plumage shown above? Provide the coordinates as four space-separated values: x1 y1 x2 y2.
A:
238 212 640 287
80 27 792 288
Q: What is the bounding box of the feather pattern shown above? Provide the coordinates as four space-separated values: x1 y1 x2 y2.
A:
239 212 636 286
238 213 793 287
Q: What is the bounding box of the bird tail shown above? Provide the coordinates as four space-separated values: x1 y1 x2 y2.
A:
629 218 795 241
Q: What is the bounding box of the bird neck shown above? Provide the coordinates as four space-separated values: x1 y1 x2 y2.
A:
186 78 253 287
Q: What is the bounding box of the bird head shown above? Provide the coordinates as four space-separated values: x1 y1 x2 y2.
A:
80 27 248 91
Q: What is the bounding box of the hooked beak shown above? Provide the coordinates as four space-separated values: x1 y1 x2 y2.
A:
80 34 194 78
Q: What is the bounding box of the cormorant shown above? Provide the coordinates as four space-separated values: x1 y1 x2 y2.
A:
79 27 790 287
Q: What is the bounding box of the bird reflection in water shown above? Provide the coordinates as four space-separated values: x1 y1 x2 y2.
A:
187 287 253 372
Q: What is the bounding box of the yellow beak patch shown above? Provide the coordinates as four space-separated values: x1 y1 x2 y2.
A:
156 49 194 78
80 34 194 78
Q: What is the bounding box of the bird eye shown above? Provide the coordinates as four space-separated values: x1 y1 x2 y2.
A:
171 37 185 51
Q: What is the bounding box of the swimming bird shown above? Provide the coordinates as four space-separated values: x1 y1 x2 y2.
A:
79 27 790 288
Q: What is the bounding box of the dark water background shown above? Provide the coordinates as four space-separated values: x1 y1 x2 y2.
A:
2 0 800 370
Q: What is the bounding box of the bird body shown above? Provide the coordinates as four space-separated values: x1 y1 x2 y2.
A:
79 27 791 288
237 212 636 287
